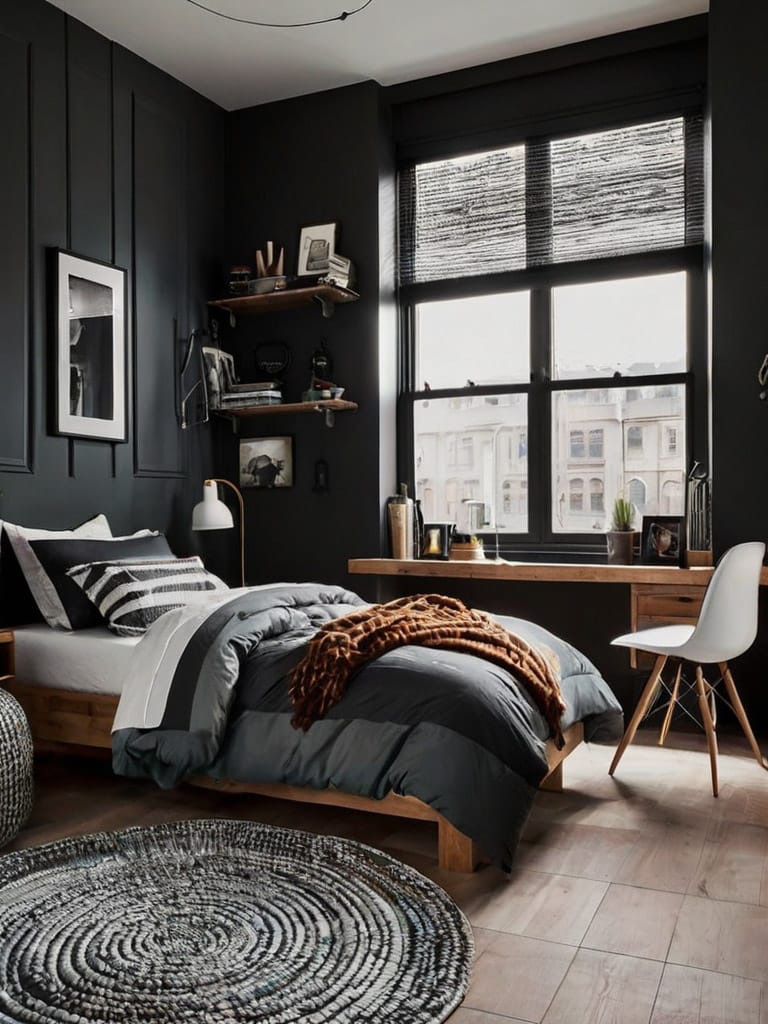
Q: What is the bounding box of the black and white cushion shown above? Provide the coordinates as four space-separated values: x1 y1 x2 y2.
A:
27 533 174 630
0 514 112 627
67 557 229 636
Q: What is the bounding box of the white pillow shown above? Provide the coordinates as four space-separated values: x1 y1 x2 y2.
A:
2 514 113 628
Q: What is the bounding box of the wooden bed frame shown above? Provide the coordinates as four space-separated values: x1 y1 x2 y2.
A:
4 679 584 872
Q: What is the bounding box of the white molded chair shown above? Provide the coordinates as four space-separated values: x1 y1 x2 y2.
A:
609 541 767 795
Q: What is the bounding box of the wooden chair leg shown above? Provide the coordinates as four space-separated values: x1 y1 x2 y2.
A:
610 654 667 776
695 666 719 797
719 662 767 769
659 662 682 746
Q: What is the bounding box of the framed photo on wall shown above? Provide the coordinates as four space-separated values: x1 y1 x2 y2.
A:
239 436 294 489
296 222 339 277
53 249 128 442
641 515 685 566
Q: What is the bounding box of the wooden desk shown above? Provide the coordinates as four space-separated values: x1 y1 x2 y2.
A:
348 559 768 668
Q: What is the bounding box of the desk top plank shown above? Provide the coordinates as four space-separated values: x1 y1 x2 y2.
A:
347 558 735 586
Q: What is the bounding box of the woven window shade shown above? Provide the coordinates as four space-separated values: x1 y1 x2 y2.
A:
398 114 703 286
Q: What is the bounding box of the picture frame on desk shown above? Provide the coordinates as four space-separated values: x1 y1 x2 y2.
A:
421 522 453 560
641 515 685 566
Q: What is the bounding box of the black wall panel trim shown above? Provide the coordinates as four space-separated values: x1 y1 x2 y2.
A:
0 31 32 472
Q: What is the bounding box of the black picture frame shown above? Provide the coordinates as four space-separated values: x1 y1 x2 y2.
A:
421 522 453 560
641 515 685 566
52 248 128 442
296 222 340 277
239 435 294 489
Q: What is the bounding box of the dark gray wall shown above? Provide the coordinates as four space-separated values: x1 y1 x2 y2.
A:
0 1 227 555
707 0 768 731
223 81 397 588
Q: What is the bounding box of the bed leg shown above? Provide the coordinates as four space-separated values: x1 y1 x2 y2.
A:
540 761 564 792
438 817 480 872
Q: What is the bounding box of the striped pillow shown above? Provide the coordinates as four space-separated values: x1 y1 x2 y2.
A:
66 557 229 636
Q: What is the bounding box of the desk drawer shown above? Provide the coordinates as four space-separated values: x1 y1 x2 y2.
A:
630 585 706 668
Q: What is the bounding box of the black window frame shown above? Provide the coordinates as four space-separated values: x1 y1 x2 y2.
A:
397 112 706 556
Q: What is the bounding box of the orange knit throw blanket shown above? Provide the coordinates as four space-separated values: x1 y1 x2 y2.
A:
290 594 567 747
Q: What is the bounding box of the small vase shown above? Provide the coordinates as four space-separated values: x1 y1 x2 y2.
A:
606 530 635 565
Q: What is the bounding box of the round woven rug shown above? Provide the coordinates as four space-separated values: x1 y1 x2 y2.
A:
0 818 473 1024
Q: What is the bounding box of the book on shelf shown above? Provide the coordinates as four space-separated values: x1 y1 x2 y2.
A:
226 380 281 393
219 391 283 408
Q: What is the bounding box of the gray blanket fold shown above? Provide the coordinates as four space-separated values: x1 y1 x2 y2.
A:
112 583 623 869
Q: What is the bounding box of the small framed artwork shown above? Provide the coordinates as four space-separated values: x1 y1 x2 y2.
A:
421 522 453 560
296 222 339 277
239 436 294 488
641 515 685 566
53 249 128 441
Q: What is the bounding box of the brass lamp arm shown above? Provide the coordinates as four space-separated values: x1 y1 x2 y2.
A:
205 478 245 588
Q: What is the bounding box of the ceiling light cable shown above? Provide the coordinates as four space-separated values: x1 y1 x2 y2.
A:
185 0 374 27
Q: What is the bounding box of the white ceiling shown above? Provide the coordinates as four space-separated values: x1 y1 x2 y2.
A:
47 0 708 110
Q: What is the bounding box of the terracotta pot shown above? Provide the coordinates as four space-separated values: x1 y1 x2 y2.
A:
606 530 635 565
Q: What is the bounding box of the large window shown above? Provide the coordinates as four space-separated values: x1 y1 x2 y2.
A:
399 113 704 546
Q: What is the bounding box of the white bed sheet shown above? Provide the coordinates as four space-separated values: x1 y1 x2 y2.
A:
13 624 140 696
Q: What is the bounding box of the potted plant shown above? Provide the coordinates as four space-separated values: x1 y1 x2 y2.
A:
606 496 636 565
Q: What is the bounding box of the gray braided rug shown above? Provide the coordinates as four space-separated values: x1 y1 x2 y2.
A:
0 818 473 1024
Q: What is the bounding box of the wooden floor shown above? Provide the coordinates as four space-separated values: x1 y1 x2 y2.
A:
8 728 768 1024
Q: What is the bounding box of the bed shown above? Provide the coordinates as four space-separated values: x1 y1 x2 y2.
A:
4 583 623 872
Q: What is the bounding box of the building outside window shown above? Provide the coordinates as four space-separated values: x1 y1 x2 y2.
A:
627 425 644 454
399 112 704 546
590 478 605 513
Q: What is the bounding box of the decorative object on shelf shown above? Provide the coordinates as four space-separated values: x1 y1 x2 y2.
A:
320 253 356 290
311 340 333 379
641 515 685 566
240 436 293 489
421 522 453 561
52 249 127 442
450 535 485 561
387 484 414 560
255 342 291 379
246 276 288 295
0 816 471 1024
227 265 252 295
201 347 237 410
297 223 339 277
178 328 209 428
192 478 245 587
0 684 33 850
606 495 636 565
185 0 376 29
255 240 284 279
686 461 713 566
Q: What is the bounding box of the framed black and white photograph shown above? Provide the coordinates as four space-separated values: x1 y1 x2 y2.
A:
296 222 339 277
641 515 685 566
53 249 127 442
239 436 294 488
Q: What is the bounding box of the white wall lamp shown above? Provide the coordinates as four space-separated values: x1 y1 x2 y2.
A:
192 478 245 587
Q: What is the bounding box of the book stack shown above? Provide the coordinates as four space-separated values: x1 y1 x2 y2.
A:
219 381 283 408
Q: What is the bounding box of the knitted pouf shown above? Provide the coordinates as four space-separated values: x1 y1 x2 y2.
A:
0 688 33 848
0 818 473 1024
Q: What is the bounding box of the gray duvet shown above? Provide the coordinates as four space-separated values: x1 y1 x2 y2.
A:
112 584 623 869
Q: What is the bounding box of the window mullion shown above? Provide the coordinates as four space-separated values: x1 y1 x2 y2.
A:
529 287 551 543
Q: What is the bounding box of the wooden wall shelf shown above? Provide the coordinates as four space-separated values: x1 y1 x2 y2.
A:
216 398 357 428
348 556 768 587
209 284 359 321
